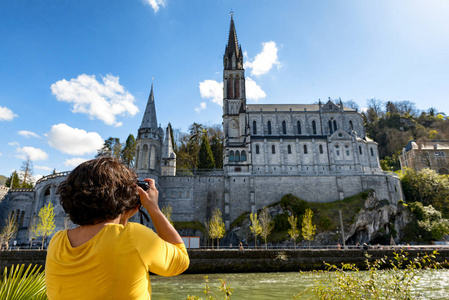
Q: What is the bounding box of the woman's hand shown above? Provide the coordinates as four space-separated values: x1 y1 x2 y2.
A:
137 178 160 213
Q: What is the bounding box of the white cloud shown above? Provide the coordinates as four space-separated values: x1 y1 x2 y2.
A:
47 123 104 155
244 41 280 76
144 0 166 13
8 141 19 146
50 74 138 127
64 157 89 168
35 166 53 171
195 102 207 113
199 80 223 105
246 77 266 101
0 106 18 121
16 147 48 161
18 130 40 138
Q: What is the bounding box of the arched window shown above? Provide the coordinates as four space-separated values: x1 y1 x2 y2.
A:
267 121 272 134
150 145 156 169
15 209 20 225
349 120 354 131
359 146 362 155
370 148 374 156
319 144 323 154
328 120 333 134
312 121 317 134
282 121 287 134
304 145 308 154
186 191 190 198
142 144 149 169
255 144 260 154
229 151 235 162
297 121 302 134
287 145 292 154
333 120 338 132
241 150 247 161
19 211 25 227
272 145 276 154
227 75 234 98
235 150 240 162
252 120 257 134
234 78 240 98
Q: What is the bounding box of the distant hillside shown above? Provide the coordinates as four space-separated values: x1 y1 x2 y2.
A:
0 175 7 186
361 100 449 170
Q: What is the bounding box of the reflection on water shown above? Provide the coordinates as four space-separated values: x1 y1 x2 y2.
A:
151 270 449 299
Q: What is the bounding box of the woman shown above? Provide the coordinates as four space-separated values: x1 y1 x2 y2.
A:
45 157 189 299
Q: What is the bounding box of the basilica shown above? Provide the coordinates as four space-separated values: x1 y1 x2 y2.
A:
0 16 403 245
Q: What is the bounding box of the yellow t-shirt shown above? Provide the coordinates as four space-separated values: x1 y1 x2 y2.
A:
45 222 189 300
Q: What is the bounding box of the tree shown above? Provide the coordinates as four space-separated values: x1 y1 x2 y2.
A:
198 133 215 170
33 202 56 249
0 212 18 250
249 212 262 249
20 156 34 188
161 204 174 226
301 208 316 248
287 214 300 249
5 171 20 188
97 137 122 158
168 123 177 153
208 208 225 249
259 208 274 249
121 134 136 168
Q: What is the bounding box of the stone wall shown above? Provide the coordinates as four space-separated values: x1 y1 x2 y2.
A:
2 249 447 274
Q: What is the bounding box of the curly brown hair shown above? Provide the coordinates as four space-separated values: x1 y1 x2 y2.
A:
58 156 140 225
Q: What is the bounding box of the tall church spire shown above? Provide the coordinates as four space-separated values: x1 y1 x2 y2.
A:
224 14 243 70
139 83 158 133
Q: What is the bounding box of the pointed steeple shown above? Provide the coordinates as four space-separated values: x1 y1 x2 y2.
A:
224 14 243 70
139 83 158 132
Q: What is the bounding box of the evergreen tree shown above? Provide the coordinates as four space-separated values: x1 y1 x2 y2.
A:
198 133 215 170
121 134 136 168
97 137 122 158
5 171 20 188
168 123 177 153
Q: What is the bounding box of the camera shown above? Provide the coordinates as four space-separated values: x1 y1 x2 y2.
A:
137 179 149 191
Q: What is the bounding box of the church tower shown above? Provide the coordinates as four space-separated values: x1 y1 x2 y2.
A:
223 14 251 173
161 124 176 176
135 84 164 182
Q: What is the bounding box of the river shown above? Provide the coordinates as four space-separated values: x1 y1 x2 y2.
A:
151 270 449 299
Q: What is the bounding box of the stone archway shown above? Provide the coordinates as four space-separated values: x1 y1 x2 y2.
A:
438 168 449 175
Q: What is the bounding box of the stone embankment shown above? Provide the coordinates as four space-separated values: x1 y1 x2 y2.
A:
1 249 448 273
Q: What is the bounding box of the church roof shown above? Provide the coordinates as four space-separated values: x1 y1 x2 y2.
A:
139 84 158 131
247 104 356 113
224 14 243 70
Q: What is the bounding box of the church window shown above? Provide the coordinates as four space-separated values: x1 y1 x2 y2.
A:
333 120 338 132
142 144 149 169
267 121 272 134
287 145 292 154
241 150 247 161
15 209 20 225
227 76 234 98
312 121 317 134
328 120 333 134
359 146 362 154
229 151 235 162
252 121 257 134
234 78 240 98
349 120 354 131
255 144 260 154
304 145 308 154
319 144 323 154
179 191 182 198
187 191 190 198
235 150 240 162
346 150 350 156
370 148 374 156
272 145 276 154
297 121 302 134
337 150 340 156
19 211 25 227
282 121 287 134
150 145 156 169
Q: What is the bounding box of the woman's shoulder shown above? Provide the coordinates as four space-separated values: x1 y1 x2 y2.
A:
124 222 158 239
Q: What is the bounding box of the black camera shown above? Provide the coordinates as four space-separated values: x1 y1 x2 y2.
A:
137 179 149 191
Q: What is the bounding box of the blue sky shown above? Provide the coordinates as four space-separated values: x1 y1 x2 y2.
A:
1 0 449 180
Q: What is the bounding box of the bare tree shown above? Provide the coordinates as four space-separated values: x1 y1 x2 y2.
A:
20 156 34 188
0 212 18 250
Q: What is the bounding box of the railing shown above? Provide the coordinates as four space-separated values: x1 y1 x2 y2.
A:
35 171 70 185
196 244 449 250
175 169 224 176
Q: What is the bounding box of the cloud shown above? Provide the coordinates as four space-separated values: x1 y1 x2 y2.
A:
0 106 18 121
195 102 207 113
18 130 40 138
244 41 280 76
8 141 19 146
35 166 53 171
0 152 2 156
246 77 266 101
50 74 138 127
199 80 223 105
47 123 104 155
144 0 166 13
64 157 89 169
16 147 48 161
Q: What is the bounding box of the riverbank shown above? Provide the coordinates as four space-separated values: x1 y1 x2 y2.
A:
2 248 448 273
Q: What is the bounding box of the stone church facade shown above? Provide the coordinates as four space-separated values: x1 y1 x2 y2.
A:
0 16 403 246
